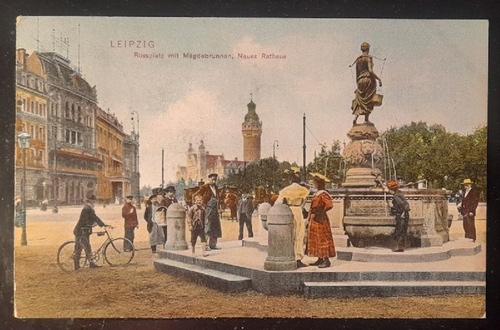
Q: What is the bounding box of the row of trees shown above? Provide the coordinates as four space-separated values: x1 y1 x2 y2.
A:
142 122 486 201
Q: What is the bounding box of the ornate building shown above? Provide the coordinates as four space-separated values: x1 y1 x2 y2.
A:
123 130 140 203
176 140 247 184
23 50 102 205
242 99 262 162
95 108 127 203
176 98 262 184
15 49 49 204
15 48 139 206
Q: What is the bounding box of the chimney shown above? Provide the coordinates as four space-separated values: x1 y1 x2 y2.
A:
16 48 27 69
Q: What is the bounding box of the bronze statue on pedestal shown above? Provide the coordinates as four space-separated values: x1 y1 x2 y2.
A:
350 42 383 125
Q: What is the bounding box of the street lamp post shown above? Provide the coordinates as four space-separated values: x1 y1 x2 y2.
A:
273 140 279 159
42 181 46 200
17 132 31 246
131 110 141 209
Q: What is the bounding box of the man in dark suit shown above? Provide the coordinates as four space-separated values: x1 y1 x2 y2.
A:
73 193 108 269
159 185 178 243
237 191 254 240
195 173 222 250
458 178 480 242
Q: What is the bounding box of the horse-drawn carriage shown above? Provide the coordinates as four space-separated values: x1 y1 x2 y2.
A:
252 186 279 208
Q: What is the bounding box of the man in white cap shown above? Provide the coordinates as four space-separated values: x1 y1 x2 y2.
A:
458 178 480 242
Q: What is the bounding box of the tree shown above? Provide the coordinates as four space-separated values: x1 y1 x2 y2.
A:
306 141 344 185
379 122 487 200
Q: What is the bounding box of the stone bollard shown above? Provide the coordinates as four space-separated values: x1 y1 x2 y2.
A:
164 203 188 251
258 202 272 231
264 203 296 271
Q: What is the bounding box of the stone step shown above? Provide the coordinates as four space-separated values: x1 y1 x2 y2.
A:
303 280 486 298
154 258 252 293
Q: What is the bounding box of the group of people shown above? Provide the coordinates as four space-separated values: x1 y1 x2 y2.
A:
383 177 480 252
70 171 481 270
276 168 336 268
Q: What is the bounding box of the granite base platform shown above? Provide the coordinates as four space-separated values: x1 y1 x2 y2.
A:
153 237 485 297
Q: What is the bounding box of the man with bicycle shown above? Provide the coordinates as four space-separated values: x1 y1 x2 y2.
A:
73 193 109 269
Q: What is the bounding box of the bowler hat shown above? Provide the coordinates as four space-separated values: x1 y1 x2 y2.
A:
463 178 473 185
126 195 133 199
165 185 176 192
208 173 218 179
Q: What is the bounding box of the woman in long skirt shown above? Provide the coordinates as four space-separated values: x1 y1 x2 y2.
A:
306 172 336 268
144 195 165 253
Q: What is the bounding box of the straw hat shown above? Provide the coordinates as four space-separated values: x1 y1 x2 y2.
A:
284 166 301 175
463 178 473 185
386 180 399 190
309 172 331 183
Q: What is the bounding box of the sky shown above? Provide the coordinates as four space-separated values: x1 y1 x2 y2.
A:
16 17 488 187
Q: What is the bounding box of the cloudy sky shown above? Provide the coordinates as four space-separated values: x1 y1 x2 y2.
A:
16 17 488 187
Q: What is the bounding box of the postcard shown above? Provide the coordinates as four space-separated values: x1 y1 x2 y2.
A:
10 16 488 322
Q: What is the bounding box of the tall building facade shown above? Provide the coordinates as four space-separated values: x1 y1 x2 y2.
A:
15 48 139 206
96 108 128 203
242 99 262 162
124 130 140 203
15 49 49 204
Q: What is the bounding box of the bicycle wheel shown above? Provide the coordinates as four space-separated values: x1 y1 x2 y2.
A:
103 238 135 266
57 241 88 272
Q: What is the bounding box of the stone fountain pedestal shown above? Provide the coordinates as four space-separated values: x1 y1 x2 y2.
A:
338 121 449 248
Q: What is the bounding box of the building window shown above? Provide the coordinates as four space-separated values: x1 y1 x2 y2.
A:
65 102 70 118
21 99 26 111
30 125 35 139
30 101 35 113
66 129 71 143
77 106 82 123
39 127 44 140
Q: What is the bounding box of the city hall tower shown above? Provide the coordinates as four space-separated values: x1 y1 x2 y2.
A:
242 98 262 162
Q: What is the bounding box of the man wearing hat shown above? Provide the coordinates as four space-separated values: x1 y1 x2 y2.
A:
385 180 410 252
276 166 310 268
122 195 139 251
237 190 254 240
458 179 480 242
159 185 178 243
73 193 109 269
195 173 222 250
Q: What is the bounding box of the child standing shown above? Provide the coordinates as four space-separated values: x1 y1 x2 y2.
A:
187 195 208 257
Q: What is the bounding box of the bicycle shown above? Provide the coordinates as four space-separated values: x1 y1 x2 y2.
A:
57 226 135 272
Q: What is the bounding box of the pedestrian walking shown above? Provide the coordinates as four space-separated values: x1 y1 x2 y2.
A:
385 180 410 252
73 193 109 269
187 195 208 257
237 191 254 240
276 166 310 268
122 195 138 251
144 195 165 253
195 173 222 250
159 185 178 244
458 178 480 242
306 173 336 268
